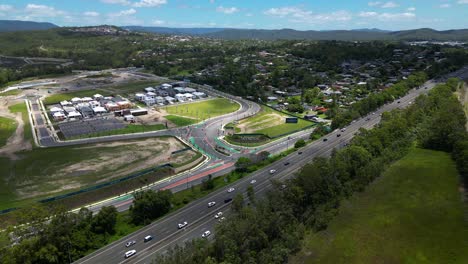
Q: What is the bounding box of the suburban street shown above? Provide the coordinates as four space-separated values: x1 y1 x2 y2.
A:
74 79 437 264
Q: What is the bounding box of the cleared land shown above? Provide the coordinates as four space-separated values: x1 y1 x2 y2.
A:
0 137 198 210
236 105 314 138
291 148 468 264
0 116 17 147
164 98 240 121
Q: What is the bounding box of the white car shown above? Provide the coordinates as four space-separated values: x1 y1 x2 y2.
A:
269 169 276 174
341 128 346 132
202 230 211 238
144 235 153 242
125 240 136 247
208 201 216 207
227 187 235 193
214 212 223 219
250 179 257 184
178 221 188 229
124 249 136 258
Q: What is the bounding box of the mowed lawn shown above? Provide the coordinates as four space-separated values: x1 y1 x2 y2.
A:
236 105 314 138
0 116 17 147
165 98 239 120
291 148 468 264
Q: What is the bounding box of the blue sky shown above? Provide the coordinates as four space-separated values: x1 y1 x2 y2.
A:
0 0 467 30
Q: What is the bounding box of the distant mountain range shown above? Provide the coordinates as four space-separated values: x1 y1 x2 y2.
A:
0 20 467 42
0 20 58 32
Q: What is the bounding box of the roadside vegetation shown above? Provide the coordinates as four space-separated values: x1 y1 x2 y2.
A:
165 115 199 127
0 116 16 147
291 148 468 264
164 98 239 121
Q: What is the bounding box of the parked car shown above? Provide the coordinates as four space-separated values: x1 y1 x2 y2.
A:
124 250 136 258
125 240 136 247
144 235 153 242
178 221 188 229
202 230 211 238
208 201 216 207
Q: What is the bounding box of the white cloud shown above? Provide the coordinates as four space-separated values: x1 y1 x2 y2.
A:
23 4 66 18
109 8 137 17
210 0 215 3
440 3 451 8
381 2 399 8
368 2 382 7
216 6 239 14
133 0 167 7
265 7 351 24
457 0 468 4
407 7 416 11
84 11 100 17
359 11 378 17
0 4 13 12
152 19 165 25
101 0 131 5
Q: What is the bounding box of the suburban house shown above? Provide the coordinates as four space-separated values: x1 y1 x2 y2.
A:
165 96 176 104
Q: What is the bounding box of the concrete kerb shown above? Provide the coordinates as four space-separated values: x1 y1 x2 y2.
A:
69 136 211 214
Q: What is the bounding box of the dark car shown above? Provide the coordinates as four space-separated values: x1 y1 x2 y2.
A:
224 198 232 203
298 151 303 155
323 138 328 142
284 162 290 166
337 134 341 137
397 101 401 103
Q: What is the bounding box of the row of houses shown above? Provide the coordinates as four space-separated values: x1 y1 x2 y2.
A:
51 94 133 121
135 83 207 106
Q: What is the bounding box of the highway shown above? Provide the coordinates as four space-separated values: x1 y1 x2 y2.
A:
74 79 437 264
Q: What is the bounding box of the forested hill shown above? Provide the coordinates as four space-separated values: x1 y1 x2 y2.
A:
202 28 468 41
0 20 58 32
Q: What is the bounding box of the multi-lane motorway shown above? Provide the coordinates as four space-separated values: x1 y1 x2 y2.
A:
75 79 437 264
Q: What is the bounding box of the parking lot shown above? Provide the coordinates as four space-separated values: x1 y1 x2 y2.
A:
58 117 126 138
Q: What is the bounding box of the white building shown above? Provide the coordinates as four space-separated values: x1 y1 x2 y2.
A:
93 94 104 100
192 92 206 99
165 96 176 104
81 97 93 102
185 93 195 101
60 100 72 107
50 107 64 114
143 96 156 106
92 106 107 114
67 111 82 119
184 87 196 93
135 93 145 101
155 96 165 104
175 93 186 102
71 97 82 104
53 112 66 121
144 87 156 93
160 83 172 89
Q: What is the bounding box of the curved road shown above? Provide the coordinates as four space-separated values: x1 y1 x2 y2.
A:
75 79 438 264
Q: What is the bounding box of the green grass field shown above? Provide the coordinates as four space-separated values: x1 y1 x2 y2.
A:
236 105 314 138
106 80 164 94
67 124 166 139
165 115 199 127
165 98 240 120
0 89 22 97
291 148 468 264
0 116 17 147
8 103 33 145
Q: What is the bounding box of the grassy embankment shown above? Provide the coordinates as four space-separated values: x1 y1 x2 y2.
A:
8 103 33 145
291 148 468 264
0 116 17 147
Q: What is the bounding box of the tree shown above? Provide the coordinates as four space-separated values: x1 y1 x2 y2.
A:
201 174 215 191
247 185 255 204
91 206 118 235
294 139 306 148
232 193 244 213
235 157 252 172
130 190 173 225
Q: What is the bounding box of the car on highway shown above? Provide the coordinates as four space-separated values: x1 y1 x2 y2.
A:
269 169 276 174
224 198 233 203
178 221 188 229
323 138 328 142
124 249 136 259
250 179 257 184
397 101 401 103
227 187 235 193
284 162 290 166
125 240 136 247
214 212 223 219
341 128 346 132
208 201 216 207
337 134 341 137
144 235 153 242
202 230 211 238
298 151 303 155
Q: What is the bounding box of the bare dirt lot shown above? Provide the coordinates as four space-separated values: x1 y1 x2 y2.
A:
0 97 32 160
